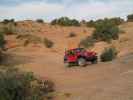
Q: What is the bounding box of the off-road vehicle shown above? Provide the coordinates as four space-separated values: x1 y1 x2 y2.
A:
64 48 98 67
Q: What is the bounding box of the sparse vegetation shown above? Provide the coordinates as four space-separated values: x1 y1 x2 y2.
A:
43 38 54 48
23 39 30 46
51 19 57 25
0 14 132 100
0 19 17 35
86 20 95 27
68 32 76 38
79 37 95 48
0 32 6 62
100 47 117 62
64 93 72 98
86 17 124 27
51 17 80 26
16 34 31 40
16 34 42 46
127 14 133 22
3 25 16 35
2 19 16 25
0 68 55 100
92 19 119 43
109 17 124 25
36 19 44 23
0 33 6 49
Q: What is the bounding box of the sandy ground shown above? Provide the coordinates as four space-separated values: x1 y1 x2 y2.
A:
2 21 133 100
3 47 133 100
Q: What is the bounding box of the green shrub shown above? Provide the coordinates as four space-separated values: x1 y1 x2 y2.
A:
36 19 44 23
51 19 58 25
68 32 76 37
127 14 133 22
3 26 15 35
109 17 124 25
0 32 6 49
0 33 6 61
70 19 80 26
2 19 17 27
2 19 15 24
0 20 17 35
16 34 42 46
2 19 10 24
100 47 117 62
86 20 95 27
43 38 54 48
80 20 86 25
86 17 124 28
51 17 80 26
79 37 95 48
0 68 55 100
92 19 119 43
58 17 69 26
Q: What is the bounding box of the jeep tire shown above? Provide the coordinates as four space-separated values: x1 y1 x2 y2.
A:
91 58 98 64
78 58 86 66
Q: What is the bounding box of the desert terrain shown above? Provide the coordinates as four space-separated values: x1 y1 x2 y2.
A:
3 21 133 100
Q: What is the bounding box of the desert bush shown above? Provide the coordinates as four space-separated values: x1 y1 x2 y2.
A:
3 25 15 35
70 19 80 26
0 32 6 61
79 37 95 48
0 20 17 35
86 20 95 27
68 32 76 37
16 34 42 46
64 93 72 98
51 19 58 25
100 47 117 62
80 20 86 25
36 19 44 23
109 17 124 25
92 19 119 43
0 68 55 100
58 17 69 26
43 38 54 48
2 19 10 24
0 32 6 49
2 19 14 24
81 20 86 23
2 19 17 26
51 17 80 26
23 39 30 46
86 17 124 28
16 34 32 40
127 14 133 22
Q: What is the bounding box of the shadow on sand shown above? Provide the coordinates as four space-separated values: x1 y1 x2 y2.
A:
0 52 33 67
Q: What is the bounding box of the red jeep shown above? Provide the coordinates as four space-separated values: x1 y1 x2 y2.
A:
64 48 98 67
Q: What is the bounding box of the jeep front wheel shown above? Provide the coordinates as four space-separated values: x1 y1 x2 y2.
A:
91 59 97 64
78 58 86 66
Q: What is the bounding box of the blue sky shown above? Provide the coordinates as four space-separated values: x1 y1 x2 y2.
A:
0 0 133 21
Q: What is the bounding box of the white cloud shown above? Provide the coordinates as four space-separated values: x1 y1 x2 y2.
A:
61 0 133 20
0 0 133 21
0 2 65 20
